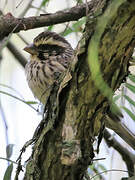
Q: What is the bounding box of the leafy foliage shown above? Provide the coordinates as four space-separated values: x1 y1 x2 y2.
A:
120 74 135 121
3 163 13 180
61 17 86 36
6 144 14 159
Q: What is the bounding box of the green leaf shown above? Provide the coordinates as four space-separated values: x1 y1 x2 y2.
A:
98 164 107 171
124 95 135 107
6 144 14 159
62 17 86 36
125 83 135 93
113 95 121 102
25 101 38 104
41 0 49 6
75 0 83 3
3 163 13 180
47 25 54 31
122 106 135 121
61 27 73 37
128 74 135 83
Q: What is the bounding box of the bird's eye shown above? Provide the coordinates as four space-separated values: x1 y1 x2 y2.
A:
38 52 46 60
38 44 64 54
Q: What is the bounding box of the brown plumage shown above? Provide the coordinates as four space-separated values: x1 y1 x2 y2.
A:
24 31 74 105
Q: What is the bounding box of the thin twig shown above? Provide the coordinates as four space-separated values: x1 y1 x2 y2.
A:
85 0 89 16
90 169 129 180
31 5 47 14
16 0 24 9
19 0 34 18
0 90 38 112
0 102 9 165
17 34 29 45
0 157 25 167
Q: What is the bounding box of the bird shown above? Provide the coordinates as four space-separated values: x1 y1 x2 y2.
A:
24 31 74 105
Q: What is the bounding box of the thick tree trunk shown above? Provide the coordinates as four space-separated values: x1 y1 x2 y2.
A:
23 0 135 179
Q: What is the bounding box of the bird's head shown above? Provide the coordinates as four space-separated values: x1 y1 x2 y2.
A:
24 31 72 61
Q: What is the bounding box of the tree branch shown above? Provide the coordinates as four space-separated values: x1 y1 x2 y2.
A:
104 129 135 177
105 115 135 150
7 41 27 67
0 0 99 40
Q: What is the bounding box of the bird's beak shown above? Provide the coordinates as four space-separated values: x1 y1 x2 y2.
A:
23 44 38 55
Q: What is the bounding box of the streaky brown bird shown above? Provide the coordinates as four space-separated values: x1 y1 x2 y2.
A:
24 31 74 105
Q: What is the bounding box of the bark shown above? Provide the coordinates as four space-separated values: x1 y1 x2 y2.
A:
19 0 135 179
0 1 98 40
104 129 135 177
